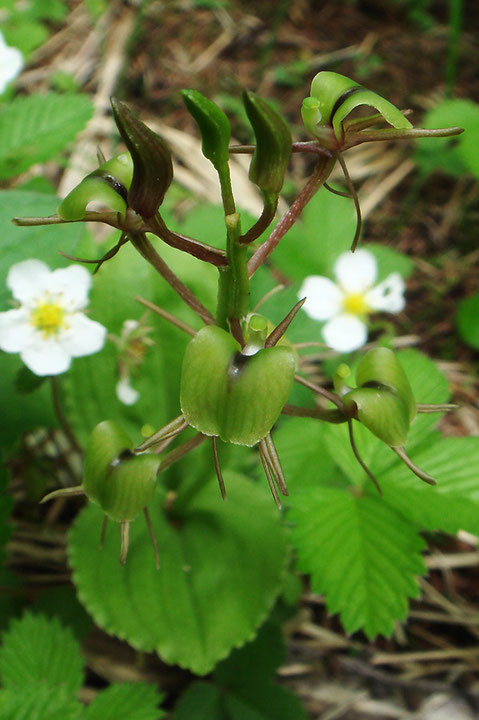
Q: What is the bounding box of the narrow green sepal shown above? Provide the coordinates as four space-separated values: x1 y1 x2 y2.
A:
242 90 292 194
180 326 296 446
57 152 133 221
111 98 173 218
181 89 231 170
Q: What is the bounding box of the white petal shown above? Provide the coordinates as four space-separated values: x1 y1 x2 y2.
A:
7 260 51 305
0 44 23 94
322 314 368 352
60 313 107 357
48 265 92 310
21 339 71 376
116 377 140 406
0 308 36 352
299 276 343 321
334 249 378 293
366 273 406 313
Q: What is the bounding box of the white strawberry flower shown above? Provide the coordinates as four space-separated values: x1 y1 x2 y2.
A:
0 259 107 375
299 249 405 353
0 30 23 94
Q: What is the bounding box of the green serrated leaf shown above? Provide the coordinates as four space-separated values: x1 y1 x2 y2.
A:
0 684 83 720
0 93 94 179
0 613 84 694
84 682 164 720
382 436 479 535
69 473 288 675
289 487 425 637
366 243 414 281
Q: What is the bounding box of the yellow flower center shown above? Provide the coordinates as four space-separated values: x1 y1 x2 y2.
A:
342 292 370 316
30 301 67 338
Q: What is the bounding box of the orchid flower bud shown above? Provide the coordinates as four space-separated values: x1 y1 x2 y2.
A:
57 152 133 221
342 348 415 447
180 325 296 447
304 71 412 141
242 90 292 195
111 98 173 219
181 89 231 172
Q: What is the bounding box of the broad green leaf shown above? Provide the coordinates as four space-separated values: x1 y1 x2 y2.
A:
69 473 288 675
0 190 84 308
0 93 94 179
0 613 84 694
381 436 479 535
84 682 164 720
62 241 189 445
457 294 479 349
415 99 479 178
174 682 225 720
0 685 82 720
288 487 425 637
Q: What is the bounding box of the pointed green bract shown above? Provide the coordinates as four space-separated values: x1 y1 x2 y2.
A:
181 89 231 171
242 90 292 194
180 326 296 446
111 98 173 218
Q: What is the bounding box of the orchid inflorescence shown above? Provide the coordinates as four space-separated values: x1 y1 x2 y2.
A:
10 72 462 565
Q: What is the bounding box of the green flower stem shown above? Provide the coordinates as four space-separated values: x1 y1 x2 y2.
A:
130 232 215 325
248 155 336 277
282 403 347 424
149 213 227 267
215 163 250 338
240 191 278 245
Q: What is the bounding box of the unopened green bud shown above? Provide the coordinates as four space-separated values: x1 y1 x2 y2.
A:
83 420 159 522
181 89 231 171
180 325 296 446
306 71 412 141
57 152 133 221
111 98 173 218
242 90 292 194
342 348 416 446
